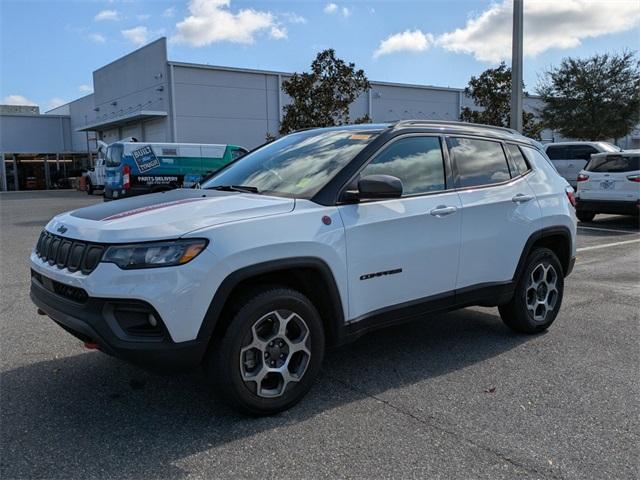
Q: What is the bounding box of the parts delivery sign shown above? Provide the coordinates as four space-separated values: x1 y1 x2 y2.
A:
131 145 160 173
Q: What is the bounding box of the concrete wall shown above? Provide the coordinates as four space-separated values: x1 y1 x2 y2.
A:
48 94 97 153
0 115 70 153
91 38 170 140
171 63 280 148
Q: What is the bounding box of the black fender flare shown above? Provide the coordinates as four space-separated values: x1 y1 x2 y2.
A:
512 226 574 282
196 257 346 345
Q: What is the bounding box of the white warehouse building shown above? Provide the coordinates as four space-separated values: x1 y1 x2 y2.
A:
1 37 637 191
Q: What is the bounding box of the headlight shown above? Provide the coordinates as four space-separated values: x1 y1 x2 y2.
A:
102 239 208 269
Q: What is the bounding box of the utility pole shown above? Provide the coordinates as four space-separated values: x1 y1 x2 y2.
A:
510 0 524 132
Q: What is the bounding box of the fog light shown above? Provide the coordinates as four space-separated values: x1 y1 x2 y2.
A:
148 313 157 327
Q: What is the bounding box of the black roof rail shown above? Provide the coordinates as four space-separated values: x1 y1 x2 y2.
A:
393 119 520 135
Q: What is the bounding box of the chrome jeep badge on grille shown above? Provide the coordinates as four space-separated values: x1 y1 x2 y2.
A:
56 225 68 234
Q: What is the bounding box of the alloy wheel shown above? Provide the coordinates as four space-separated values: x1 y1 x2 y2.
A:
239 310 312 398
525 263 559 322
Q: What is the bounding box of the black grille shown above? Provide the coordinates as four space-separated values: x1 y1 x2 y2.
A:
31 269 89 304
35 231 105 274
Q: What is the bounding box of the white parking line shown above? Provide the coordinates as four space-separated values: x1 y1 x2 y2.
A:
577 239 640 252
577 226 640 235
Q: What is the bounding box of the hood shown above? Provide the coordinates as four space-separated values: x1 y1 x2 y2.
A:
46 189 295 243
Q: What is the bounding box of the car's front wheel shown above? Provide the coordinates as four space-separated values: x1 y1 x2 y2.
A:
205 287 325 415
499 248 564 334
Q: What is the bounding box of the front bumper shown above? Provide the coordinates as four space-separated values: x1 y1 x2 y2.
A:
576 199 639 216
30 273 207 370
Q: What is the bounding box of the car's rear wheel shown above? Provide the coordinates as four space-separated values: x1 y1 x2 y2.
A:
576 211 596 222
86 180 94 195
499 248 564 334
205 287 325 415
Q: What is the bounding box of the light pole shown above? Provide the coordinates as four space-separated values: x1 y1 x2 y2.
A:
510 0 524 132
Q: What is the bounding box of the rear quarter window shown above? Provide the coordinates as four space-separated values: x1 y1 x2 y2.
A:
568 145 599 161
545 145 566 160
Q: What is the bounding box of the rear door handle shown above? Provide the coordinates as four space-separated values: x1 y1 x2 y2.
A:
512 193 533 203
429 205 457 217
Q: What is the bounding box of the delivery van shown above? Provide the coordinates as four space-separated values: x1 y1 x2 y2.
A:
104 141 248 200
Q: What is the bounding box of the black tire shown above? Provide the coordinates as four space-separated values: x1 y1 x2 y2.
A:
499 248 564 334
204 287 325 415
576 211 596 222
86 181 94 195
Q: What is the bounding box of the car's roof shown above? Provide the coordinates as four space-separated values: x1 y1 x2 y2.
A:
297 120 539 147
591 149 640 158
544 141 604 147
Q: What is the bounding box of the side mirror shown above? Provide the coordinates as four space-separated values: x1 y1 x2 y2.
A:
358 174 403 199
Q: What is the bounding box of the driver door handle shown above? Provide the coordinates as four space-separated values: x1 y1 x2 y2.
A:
430 205 457 217
512 193 533 203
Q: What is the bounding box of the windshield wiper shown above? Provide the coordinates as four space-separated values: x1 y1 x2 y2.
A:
208 185 260 194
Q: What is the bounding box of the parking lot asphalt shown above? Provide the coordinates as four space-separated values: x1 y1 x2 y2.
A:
1 191 638 480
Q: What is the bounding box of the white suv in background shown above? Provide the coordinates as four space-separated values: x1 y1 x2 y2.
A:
30 121 577 414
575 150 640 222
544 141 622 188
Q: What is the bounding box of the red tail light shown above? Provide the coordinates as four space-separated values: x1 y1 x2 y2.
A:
123 164 130 190
627 175 640 183
565 187 576 208
576 173 589 182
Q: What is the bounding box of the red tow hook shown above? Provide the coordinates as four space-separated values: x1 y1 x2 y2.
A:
84 342 99 350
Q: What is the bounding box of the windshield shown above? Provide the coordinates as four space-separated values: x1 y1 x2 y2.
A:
201 128 380 198
105 144 124 167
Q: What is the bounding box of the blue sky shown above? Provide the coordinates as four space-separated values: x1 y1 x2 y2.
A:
1 0 639 111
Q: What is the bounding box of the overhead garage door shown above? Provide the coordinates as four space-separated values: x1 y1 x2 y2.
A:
143 119 167 142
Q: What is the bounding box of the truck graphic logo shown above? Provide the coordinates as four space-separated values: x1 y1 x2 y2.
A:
131 145 160 173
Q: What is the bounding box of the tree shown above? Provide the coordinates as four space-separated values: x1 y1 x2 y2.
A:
537 52 640 140
279 49 371 135
460 62 543 139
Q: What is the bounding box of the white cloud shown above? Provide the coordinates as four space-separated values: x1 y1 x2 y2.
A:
163 7 175 18
324 3 351 18
374 29 433 58
173 0 284 46
94 9 120 21
122 26 149 46
78 84 93 94
89 33 106 43
270 26 287 40
2 94 37 106
48 98 67 110
137 14 151 21
437 0 640 63
281 12 306 24
324 3 338 14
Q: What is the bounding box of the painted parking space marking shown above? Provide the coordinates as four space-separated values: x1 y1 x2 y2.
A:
577 225 640 235
577 238 640 252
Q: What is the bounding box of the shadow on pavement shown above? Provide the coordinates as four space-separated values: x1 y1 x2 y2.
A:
1 308 529 479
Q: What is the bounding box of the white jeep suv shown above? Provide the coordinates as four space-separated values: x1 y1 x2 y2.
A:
30 121 577 414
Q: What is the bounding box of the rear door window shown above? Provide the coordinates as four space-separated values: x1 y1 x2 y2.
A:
586 155 640 172
448 137 511 188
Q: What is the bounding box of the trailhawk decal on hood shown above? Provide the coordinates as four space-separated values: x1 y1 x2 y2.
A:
101 197 207 221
